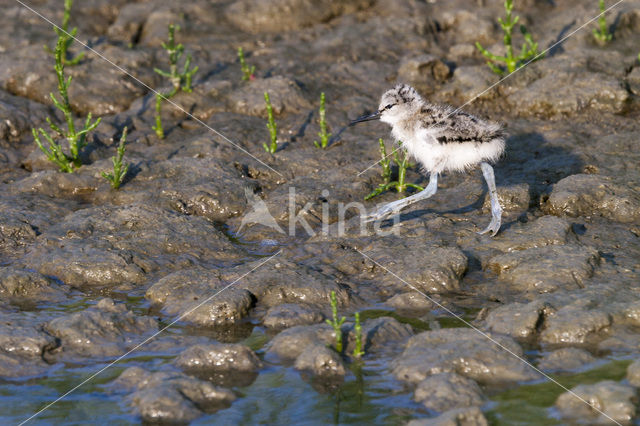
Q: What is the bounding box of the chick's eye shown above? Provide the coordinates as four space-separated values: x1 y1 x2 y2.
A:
384 104 394 110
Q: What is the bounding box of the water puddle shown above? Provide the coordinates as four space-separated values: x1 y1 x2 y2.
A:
486 359 633 425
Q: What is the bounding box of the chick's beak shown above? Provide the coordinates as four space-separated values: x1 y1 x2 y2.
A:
349 110 381 126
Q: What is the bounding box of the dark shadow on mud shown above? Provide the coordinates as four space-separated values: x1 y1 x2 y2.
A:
480 132 581 220
138 92 156 117
500 131 584 188
290 110 313 143
547 20 576 57
453 131 583 214
121 160 144 186
379 132 584 227
197 62 229 83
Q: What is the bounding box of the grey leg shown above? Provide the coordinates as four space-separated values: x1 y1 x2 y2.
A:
364 173 438 222
478 162 502 236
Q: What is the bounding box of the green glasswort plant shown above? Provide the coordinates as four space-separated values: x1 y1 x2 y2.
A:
263 92 278 153
153 24 199 139
593 0 613 44
237 47 256 81
475 0 543 75
152 92 167 139
365 140 424 200
352 312 365 359
101 127 130 189
326 290 346 353
33 36 101 173
314 92 332 149
376 138 392 185
44 0 84 66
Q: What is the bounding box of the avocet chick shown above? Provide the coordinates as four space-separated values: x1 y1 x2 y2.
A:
351 84 505 235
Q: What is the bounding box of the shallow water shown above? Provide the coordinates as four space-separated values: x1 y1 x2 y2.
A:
487 359 634 425
2 317 635 425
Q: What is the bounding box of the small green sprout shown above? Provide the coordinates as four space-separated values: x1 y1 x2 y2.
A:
153 24 199 139
101 127 130 190
365 140 424 200
326 290 346 353
263 92 278 154
592 0 613 44
44 0 84 66
152 93 166 139
154 24 198 93
377 138 392 185
352 312 365 359
475 0 543 75
314 92 332 149
33 36 101 173
237 47 256 81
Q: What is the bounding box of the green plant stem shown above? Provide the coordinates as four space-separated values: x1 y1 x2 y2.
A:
101 127 130 189
353 312 365 359
475 0 543 75
238 47 256 81
314 92 332 149
326 290 346 353
378 138 391 183
44 0 84 66
153 24 198 138
32 128 72 173
181 53 197 92
156 24 181 90
365 141 423 200
394 149 407 193
501 0 515 70
33 35 100 172
592 0 613 43
153 92 165 139
263 92 278 153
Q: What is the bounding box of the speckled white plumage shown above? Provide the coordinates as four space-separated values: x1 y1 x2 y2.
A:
378 84 505 174
352 84 505 236
401 128 505 174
